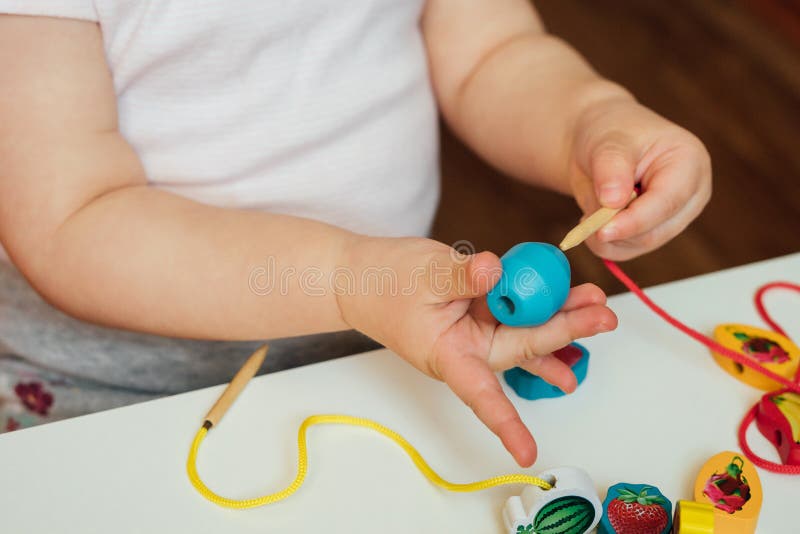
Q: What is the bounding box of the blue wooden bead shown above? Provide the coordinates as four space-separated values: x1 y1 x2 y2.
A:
487 242 571 327
504 343 590 400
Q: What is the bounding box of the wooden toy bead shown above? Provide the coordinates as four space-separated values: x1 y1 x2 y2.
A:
488 242 571 327
598 483 672 534
504 343 589 400
503 466 602 534
755 388 800 465
673 501 715 534
710 324 800 391
693 451 763 534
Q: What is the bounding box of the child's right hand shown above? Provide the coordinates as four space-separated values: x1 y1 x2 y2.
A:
336 236 617 466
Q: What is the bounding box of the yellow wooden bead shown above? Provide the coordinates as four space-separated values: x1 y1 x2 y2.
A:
711 324 800 390
693 451 763 534
673 501 715 534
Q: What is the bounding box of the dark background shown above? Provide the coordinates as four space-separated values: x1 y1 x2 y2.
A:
432 0 800 293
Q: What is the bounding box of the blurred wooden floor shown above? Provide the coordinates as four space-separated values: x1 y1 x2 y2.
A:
432 0 800 293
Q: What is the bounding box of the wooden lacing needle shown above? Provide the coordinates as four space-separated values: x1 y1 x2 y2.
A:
203 344 268 429
558 191 638 251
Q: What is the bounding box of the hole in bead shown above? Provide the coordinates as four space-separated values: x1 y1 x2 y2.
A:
497 296 515 315
733 362 744 374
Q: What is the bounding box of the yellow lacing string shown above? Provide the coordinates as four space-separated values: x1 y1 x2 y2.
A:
186 346 552 509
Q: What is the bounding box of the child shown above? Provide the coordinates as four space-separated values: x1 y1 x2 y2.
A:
0 1 710 466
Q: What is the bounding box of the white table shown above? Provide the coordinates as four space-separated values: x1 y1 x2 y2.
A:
1 254 797 533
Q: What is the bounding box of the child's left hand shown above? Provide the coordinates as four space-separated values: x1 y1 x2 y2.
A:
424 0 710 260
568 97 712 261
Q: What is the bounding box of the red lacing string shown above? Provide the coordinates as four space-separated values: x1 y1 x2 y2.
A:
737 399 800 474
755 282 799 345
603 260 800 473
604 260 799 392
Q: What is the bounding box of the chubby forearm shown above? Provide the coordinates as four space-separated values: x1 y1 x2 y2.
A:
446 35 632 193
0 15 354 340
22 185 354 340
423 0 633 193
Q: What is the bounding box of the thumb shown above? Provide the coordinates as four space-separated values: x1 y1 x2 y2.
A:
590 134 637 208
435 250 501 301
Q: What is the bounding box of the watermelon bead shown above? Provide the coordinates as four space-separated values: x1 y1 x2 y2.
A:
504 466 602 534
533 496 597 534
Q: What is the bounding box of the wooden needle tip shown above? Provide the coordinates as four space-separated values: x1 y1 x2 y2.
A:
558 191 638 252
558 241 573 252
204 344 269 427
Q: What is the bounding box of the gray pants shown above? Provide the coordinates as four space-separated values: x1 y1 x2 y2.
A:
0 260 380 431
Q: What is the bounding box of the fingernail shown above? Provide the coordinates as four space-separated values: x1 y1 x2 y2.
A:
599 224 618 241
597 320 613 332
600 184 625 205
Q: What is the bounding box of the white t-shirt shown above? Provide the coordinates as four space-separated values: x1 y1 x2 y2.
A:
0 0 440 245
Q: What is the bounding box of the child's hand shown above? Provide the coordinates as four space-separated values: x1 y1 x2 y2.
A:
337 237 617 466
568 97 712 261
